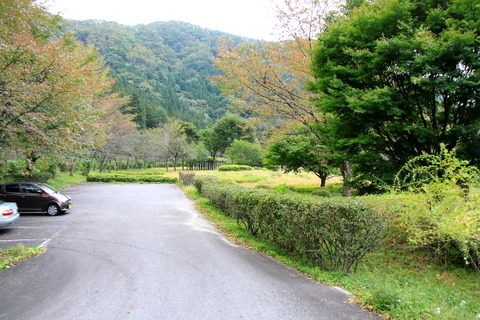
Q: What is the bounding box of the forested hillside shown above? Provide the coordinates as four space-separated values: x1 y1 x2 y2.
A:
65 20 247 129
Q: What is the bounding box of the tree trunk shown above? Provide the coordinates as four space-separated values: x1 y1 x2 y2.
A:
339 161 352 197
99 154 108 172
315 171 328 188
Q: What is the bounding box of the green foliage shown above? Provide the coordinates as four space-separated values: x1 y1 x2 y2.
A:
264 126 333 187
193 175 385 272
179 171 197 186
311 0 480 184
1 160 52 183
0 245 44 271
192 175 218 194
394 146 480 192
46 171 87 190
0 1 114 173
218 165 253 171
201 114 256 160
226 140 263 166
346 249 480 320
87 171 176 183
66 20 242 128
389 148 480 272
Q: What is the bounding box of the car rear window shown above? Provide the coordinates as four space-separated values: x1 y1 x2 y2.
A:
5 184 20 193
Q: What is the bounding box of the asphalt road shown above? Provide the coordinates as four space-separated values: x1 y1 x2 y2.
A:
0 184 380 320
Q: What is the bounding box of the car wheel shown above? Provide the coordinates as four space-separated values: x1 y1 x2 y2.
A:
46 204 60 216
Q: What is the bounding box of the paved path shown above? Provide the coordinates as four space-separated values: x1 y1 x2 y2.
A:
0 184 380 320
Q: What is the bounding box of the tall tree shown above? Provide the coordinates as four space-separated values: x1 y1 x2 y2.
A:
226 140 264 167
0 0 115 171
213 0 350 193
159 119 194 171
201 114 256 161
213 0 339 130
310 0 480 186
264 126 333 187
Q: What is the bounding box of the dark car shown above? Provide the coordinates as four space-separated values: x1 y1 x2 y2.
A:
0 182 72 216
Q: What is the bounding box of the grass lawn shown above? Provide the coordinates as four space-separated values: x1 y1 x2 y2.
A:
164 168 342 189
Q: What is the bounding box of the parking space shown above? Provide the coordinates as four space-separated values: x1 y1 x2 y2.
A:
0 214 71 250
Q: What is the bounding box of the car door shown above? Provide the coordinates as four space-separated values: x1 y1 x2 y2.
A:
2 184 25 209
19 183 46 212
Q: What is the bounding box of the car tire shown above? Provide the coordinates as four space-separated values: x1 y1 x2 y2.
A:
46 204 60 216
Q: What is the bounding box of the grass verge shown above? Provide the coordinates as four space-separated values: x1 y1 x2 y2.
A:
184 186 480 320
47 171 87 190
0 245 45 271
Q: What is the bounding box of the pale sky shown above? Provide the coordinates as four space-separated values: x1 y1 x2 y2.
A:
45 0 280 40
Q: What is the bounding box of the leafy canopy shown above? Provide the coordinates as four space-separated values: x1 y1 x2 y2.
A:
310 0 480 184
0 0 115 170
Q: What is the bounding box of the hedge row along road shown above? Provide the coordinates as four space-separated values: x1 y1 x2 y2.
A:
0 184 380 319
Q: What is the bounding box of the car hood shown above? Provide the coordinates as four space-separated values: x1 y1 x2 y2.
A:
55 193 71 202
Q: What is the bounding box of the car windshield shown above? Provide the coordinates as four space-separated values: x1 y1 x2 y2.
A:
38 183 58 194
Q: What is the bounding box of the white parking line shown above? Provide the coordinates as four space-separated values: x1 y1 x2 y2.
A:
40 225 68 247
0 239 48 242
11 226 66 229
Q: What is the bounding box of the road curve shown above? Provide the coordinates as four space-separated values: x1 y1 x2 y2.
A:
0 184 380 320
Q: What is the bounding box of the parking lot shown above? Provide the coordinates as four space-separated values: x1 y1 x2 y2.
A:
0 184 80 250
0 212 72 250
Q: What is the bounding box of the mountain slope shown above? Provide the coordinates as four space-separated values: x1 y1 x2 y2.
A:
66 20 248 129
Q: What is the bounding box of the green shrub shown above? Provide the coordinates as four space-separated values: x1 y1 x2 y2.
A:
7 171 52 182
271 184 293 193
254 184 272 190
291 186 331 197
192 175 218 193
179 171 196 186
136 169 165 176
392 146 480 272
311 188 331 197
218 165 253 171
86 172 177 183
193 176 385 273
291 186 318 194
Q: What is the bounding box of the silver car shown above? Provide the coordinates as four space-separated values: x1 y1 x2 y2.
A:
0 200 20 228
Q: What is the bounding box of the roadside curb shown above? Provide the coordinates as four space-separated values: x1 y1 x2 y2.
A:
334 286 354 296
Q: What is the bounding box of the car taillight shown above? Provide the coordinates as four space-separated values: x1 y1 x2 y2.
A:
2 209 14 216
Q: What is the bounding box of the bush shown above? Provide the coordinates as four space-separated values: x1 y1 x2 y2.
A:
391 146 480 273
193 175 385 273
218 165 252 171
86 172 177 183
179 171 196 186
192 175 218 194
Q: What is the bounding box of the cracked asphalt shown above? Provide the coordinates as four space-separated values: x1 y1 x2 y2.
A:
0 184 380 320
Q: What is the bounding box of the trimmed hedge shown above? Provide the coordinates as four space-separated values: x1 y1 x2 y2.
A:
193 175 385 273
87 172 177 183
218 165 253 171
179 171 196 186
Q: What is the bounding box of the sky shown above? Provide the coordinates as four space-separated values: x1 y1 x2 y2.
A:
45 0 279 41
